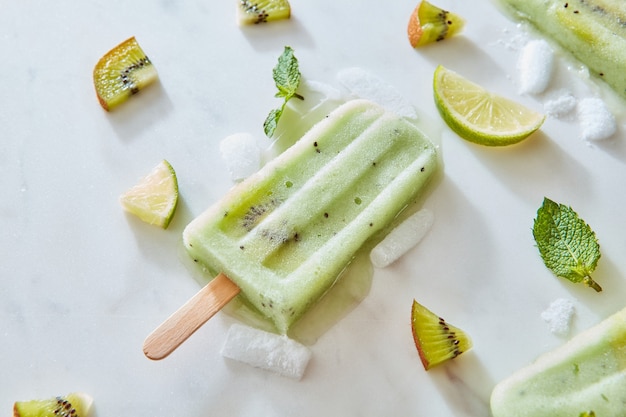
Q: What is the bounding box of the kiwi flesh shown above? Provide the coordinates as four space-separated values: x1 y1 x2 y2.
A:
13 392 93 417
237 0 291 25
407 1 465 48
411 299 472 370
93 37 158 111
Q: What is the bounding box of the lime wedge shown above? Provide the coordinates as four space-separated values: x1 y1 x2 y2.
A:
433 65 545 146
120 159 179 228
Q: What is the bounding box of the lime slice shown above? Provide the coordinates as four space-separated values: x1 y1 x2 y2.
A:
433 65 545 146
120 159 179 228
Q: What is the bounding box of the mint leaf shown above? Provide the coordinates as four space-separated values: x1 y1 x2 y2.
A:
273 46 301 99
264 46 303 137
532 197 602 292
263 107 282 138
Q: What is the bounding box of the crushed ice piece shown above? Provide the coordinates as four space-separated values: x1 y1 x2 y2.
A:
219 133 261 182
336 67 418 119
301 79 345 103
543 91 577 118
518 39 554 95
282 79 345 117
496 31 528 51
577 97 617 141
221 323 312 380
370 208 434 268
541 298 575 337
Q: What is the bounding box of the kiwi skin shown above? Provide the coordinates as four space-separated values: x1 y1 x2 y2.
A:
93 36 158 111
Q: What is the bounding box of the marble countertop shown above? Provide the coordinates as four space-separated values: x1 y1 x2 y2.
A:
2 0 625 416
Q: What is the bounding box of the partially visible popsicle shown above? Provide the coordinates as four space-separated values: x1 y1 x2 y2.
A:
183 99 439 334
497 0 626 99
490 306 626 417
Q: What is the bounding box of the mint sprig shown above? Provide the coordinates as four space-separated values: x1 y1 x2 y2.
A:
263 46 304 137
532 197 602 292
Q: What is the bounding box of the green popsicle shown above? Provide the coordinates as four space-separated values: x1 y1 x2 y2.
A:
491 306 626 417
183 99 439 334
497 0 626 99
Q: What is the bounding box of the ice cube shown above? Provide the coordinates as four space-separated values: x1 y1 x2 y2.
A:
337 67 418 119
220 133 261 182
370 208 434 268
221 323 312 380
518 39 554 95
541 298 575 337
577 97 616 141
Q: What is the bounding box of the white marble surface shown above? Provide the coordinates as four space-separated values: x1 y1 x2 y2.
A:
2 1 626 416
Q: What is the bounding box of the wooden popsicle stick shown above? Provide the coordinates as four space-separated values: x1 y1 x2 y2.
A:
143 272 240 360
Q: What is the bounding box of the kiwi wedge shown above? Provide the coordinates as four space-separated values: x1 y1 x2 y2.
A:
237 0 291 25
93 37 158 111
407 1 465 48
411 299 472 370
13 392 93 417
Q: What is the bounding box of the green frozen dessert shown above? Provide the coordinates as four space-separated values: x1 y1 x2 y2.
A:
183 99 438 334
497 0 626 99
490 306 626 417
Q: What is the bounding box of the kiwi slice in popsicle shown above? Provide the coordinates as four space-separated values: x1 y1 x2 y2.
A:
93 37 158 111
411 299 472 370
14 392 93 417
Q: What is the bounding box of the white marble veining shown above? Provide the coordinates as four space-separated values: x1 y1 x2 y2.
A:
2 1 626 416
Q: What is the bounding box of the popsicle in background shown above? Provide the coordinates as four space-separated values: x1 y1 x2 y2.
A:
497 0 626 100
144 99 439 359
490 306 626 417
